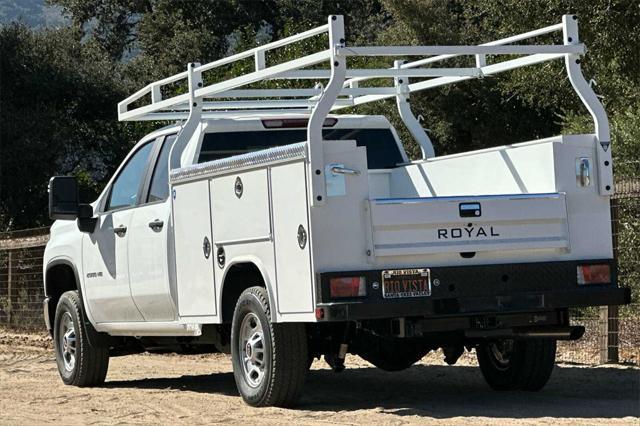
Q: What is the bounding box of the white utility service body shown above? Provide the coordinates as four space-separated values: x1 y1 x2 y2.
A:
43 14 629 406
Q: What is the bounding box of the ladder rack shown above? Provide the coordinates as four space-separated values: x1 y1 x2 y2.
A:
119 14 613 202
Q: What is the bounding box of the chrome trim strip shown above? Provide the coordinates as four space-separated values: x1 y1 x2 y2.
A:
372 192 563 205
215 235 272 246
170 141 307 184
95 322 202 336
374 236 568 251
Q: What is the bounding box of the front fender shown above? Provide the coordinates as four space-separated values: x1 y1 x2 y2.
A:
44 221 96 325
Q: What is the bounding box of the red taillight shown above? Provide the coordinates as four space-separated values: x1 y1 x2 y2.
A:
329 276 367 298
577 264 611 285
261 117 338 128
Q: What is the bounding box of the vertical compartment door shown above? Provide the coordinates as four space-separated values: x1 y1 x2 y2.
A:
271 162 314 314
172 180 217 317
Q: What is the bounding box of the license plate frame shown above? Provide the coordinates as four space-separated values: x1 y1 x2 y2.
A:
381 268 431 299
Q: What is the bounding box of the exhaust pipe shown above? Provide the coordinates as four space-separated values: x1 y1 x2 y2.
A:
465 325 585 341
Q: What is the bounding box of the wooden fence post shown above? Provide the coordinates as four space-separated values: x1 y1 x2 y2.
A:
608 305 620 363
599 197 621 364
7 250 12 326
599 306 608 363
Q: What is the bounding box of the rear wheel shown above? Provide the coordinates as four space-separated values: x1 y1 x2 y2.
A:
476 339 556 391
54 291 109 386
231 286 308 407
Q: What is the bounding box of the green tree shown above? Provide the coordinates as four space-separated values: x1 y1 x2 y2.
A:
0 23 143 229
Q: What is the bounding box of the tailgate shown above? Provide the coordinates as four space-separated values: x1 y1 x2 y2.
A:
368 193 569 257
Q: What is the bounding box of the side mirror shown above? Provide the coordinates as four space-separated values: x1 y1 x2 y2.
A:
78 203 94 219
77 203 96 233
48 176 79 220
49 176 97 232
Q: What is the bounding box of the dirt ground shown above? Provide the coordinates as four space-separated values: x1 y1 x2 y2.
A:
0 328 638 425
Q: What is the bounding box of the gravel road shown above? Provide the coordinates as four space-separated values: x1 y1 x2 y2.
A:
0 328 638 425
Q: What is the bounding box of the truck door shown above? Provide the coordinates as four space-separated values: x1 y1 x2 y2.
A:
82 141 156 323
128 135 177 321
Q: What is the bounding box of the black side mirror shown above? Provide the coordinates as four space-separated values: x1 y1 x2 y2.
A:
77 203 96 233
49 176 97 232
78 203 94 219
49 176 79 220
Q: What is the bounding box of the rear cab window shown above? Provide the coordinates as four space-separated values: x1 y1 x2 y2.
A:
147 135 177 203
197 128 404 169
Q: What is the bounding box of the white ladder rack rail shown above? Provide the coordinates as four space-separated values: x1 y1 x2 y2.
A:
119 14 612 203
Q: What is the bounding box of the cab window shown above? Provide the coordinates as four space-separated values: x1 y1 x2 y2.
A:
197 128 404 169
106 142 154 211
147 135 177 203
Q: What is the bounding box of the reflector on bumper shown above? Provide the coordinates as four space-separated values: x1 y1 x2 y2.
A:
329 276 366 298
577 264 611 285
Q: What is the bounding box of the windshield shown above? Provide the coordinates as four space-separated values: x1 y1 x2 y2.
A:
197 128 404 169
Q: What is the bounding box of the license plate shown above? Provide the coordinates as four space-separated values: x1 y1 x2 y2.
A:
382 268 431 299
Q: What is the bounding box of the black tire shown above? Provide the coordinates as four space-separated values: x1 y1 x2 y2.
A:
53 291 109 387
476 339 556 391
231 286 308 407
306 354 315 371
356 331 430 372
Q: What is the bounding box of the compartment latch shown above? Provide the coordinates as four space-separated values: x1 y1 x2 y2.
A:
459 202 481 217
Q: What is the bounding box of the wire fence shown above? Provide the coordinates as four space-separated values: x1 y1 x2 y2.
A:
0 240 47 327
0 168 638 365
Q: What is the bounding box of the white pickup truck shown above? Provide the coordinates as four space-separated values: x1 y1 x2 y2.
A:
44 15 629 407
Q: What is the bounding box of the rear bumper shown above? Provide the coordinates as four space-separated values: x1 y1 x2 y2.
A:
316 260 631 322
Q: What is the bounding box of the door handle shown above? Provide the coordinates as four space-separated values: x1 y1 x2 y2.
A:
114 225 127 236
330 165 361 176
148 219 164 231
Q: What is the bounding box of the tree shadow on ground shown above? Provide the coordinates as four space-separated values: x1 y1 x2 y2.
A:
103 364 640 419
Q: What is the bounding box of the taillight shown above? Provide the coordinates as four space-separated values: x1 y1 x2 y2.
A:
577 264 611 285
329 276 367 298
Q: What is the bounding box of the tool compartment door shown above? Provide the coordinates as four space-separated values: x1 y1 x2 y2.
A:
369 193 569 257
172 179 217 317
211 169 271 243
271 162 314 314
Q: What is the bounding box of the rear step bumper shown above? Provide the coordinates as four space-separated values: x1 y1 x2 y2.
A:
465 325 586 341
316 260 631 322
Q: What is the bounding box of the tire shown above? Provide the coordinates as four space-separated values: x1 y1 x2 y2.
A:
356 331 430 372
231 286 308 407
476 339 556 391
306 354 315 371
53 291 109 387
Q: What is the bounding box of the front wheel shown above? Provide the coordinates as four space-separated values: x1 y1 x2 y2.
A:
231 286 308 407
476 339 556 391
53 291 109 386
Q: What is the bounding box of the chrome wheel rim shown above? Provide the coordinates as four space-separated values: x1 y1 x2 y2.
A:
58 312 77 372
488 340 513 371
239 312 266 388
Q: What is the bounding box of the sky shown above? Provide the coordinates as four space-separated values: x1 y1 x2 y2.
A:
0 0 68 27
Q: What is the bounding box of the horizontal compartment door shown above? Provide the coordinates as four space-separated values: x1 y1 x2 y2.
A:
211 169 271 244
369 193 569 256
